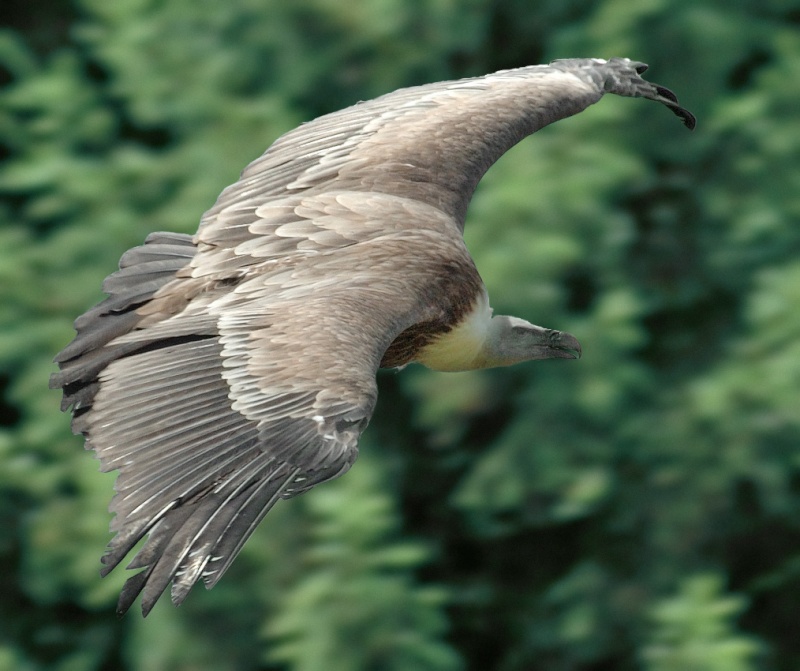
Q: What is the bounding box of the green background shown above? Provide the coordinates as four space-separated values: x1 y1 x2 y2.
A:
1 1 798 669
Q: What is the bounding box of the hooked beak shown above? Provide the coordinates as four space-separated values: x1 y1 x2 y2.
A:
546 329 583 359
547 329 582 360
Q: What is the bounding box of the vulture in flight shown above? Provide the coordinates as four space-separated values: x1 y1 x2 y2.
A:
51 57 695 616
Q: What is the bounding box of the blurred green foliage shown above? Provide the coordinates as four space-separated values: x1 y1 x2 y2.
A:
1 0 798 669
641 574 762 671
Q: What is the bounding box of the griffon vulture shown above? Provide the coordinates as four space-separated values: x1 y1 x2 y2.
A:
51 57 695 615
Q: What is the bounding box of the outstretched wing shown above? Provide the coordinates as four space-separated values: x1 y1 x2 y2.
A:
87 298 376 617
195 57 693 270
51 192 476 616
186 58 692 292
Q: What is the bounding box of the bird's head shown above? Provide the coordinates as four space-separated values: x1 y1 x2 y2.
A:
480 315 582 368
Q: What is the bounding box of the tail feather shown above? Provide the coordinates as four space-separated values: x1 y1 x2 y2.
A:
50 232 198 416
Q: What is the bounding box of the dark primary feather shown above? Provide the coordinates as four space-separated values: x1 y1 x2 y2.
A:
50 58 694 616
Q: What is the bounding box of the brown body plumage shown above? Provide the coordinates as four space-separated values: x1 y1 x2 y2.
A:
51 58 694 615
